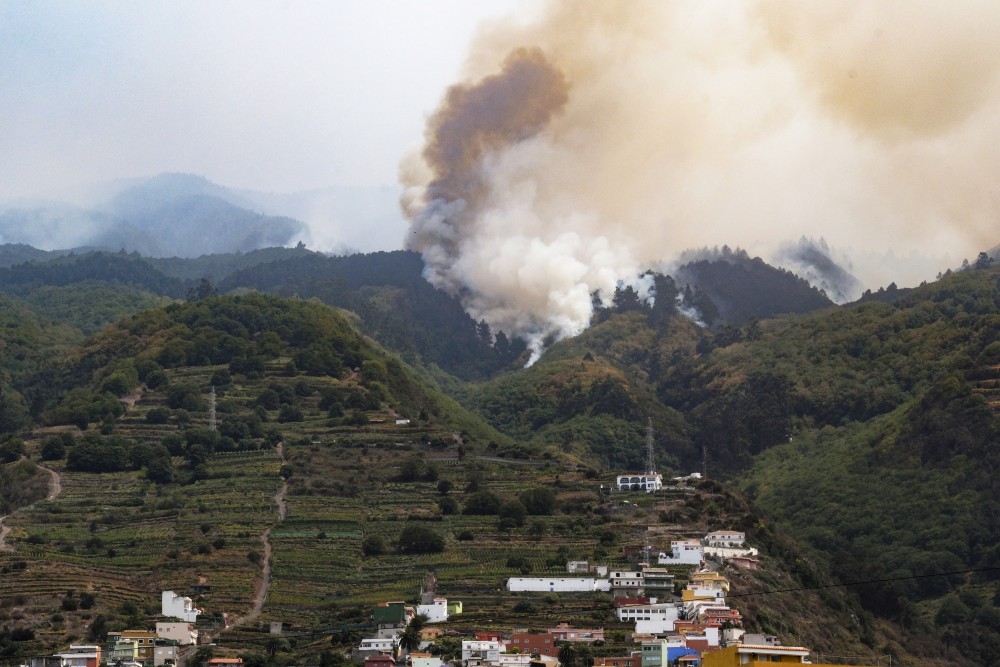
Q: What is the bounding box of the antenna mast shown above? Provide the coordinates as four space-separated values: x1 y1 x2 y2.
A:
645 418 656 475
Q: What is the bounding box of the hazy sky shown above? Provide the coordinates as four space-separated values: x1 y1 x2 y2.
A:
6 0 1000 339
0 1 524 201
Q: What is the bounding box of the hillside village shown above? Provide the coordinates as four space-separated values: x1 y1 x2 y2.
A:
18 525 863 667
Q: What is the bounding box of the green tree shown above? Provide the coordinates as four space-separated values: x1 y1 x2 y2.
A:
397 525 445 554
40 434 70 461
0 438 25 463
498 499 528 529
463 490 502 515
519 487 558 515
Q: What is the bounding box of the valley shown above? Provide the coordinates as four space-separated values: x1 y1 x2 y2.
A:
0 247 996 667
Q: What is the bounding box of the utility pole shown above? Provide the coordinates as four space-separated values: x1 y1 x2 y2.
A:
209 386 217 432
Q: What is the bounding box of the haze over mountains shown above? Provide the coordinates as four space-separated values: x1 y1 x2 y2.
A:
0 173 405 257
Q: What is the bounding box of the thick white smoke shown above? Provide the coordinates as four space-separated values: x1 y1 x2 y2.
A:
402 1 1000 348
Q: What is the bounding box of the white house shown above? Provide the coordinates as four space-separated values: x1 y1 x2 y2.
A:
161 591 201 623
506 577 611 592
497 656 532 667
703 545 759 560
634 619 677 635
681 627 720 648
704 531 745 548
462 641 502 666
416 597 449 623
566 561 590 573
358 637 397 653
616 602 678 629
412 657 449 667
609 570 644 590
616 474 663 493
155 622 198 646
657 540 703 566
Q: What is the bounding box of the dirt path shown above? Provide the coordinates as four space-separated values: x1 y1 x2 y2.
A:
120 385 145 413
41 463 61 500
0 518 11 552
206 443 288 637
0 460 63 552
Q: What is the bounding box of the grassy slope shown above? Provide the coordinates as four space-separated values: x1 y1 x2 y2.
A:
0 293 889 664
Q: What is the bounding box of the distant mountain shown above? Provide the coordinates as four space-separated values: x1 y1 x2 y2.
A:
0 243 72 268
0 173 406 257
0 174 305 257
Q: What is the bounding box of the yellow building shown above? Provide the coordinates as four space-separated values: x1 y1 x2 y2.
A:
702 645 841 666
120 630 158 663
689 571 730 594
681 589 722 603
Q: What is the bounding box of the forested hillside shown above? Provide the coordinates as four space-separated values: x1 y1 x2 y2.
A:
463 264 1000 665
0 244 998 663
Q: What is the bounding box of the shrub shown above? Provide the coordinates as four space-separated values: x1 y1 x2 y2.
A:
145 407 172 424
512 601 536 614
362 535 387 556
397 525 445 554
40 435 68 461
463 491 502 515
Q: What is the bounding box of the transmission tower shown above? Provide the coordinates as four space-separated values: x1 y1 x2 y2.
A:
645 418 656 475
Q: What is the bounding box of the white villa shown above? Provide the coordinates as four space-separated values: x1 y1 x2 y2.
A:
160 591 201 623
416 597 450 623
616 473 663 493
657 540 703 565
704 531 745 547
462 641 503 666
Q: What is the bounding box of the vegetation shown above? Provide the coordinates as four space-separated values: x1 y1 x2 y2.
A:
1 246 999 664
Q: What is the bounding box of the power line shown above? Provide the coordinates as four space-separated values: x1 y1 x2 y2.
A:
727 565 1000 599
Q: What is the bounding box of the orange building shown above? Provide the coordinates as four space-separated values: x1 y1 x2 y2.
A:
701 644 844 666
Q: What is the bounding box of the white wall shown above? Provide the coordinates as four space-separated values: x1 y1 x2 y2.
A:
155 622 197 646
507 578 610 592
161 591 199 623
416 599 449 623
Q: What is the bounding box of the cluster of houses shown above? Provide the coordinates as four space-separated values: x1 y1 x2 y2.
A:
25 591 206 667
507 531 758 595
35 533 846 667
495 531 846 666
28 646 242 667
356 575 463 662
353 531 849 667
455 619 844 667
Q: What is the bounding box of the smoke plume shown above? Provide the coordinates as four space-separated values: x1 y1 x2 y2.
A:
403 0 1000 349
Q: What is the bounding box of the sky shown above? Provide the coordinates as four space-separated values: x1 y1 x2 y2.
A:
0 1 524 200
4 1 1000 351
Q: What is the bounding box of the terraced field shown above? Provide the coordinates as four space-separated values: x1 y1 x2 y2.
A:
0 355 713 660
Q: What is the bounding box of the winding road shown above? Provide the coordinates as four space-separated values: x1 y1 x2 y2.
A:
200 442 288 642
0 460 62 552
